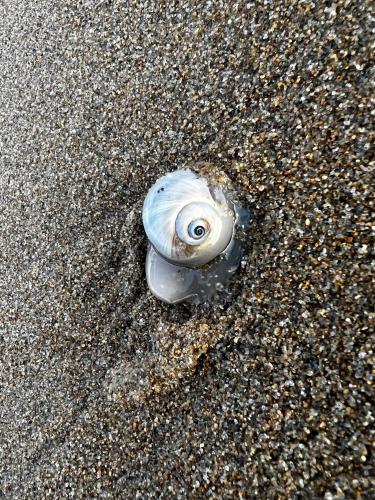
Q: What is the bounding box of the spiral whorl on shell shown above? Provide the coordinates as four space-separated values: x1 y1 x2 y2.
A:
142 168 248 304
142 169 235 268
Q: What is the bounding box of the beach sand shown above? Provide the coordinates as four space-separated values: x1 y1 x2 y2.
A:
0 1 373 497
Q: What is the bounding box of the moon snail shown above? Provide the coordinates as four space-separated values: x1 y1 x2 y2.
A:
142 169 249 304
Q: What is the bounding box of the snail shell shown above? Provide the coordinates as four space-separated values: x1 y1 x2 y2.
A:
142 168 248 304
142 169 235 268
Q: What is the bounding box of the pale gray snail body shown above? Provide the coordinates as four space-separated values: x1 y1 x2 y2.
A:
142 169 248 304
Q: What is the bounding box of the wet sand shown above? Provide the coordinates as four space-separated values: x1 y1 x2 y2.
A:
0 1 373 497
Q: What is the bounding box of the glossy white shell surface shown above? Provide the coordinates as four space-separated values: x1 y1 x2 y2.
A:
142 169 235 267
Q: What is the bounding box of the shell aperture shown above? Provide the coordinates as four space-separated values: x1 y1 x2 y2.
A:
142 168 249 304
145 239 243 305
